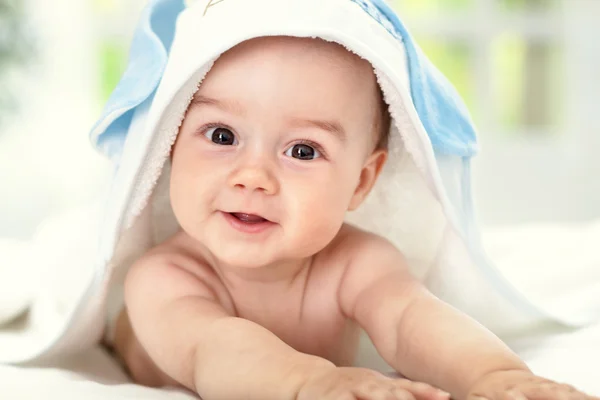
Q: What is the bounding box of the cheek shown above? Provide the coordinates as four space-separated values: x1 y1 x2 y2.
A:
292 163 360 212
170 166 198 227
169 148 219 221
283 167 357 246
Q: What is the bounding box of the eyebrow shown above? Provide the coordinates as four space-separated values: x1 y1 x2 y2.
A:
190 95 346 143
190 95 246 115
289 118 347 143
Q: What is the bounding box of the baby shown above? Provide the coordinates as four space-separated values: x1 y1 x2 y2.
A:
111 36 594 400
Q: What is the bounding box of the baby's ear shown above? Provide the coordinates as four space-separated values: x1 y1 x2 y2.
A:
348 149 388 211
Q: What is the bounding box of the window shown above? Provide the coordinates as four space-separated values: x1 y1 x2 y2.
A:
391 0 563 137
392 0 600 224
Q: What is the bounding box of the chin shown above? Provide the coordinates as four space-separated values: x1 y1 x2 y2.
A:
212 245 277 269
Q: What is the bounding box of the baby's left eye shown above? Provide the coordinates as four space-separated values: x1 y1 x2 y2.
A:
285 144 321 161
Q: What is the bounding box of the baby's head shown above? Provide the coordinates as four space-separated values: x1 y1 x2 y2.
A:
170 36 390 268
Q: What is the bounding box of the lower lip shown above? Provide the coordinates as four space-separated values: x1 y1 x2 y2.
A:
221 212 276 234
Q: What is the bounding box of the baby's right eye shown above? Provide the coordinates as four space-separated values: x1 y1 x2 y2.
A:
204 126 237 145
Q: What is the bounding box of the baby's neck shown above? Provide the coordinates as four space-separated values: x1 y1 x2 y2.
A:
214 256 314 290
179 232 314 288
215 255 318 328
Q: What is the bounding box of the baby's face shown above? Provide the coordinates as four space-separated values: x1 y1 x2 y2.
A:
171 36 387 268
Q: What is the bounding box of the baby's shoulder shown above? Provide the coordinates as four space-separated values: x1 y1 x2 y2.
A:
135 231 223 288
329 223 399 254
319 223 404 269
310 225 407 305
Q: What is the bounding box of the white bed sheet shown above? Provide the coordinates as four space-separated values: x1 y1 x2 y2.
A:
1 322 599 399
516 322 600 395
0 347 195 400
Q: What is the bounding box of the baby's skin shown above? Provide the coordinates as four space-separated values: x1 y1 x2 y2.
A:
113 37 597 400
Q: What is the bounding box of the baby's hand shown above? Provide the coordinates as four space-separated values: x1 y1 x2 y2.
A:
297 367 450 400
468 370 599 400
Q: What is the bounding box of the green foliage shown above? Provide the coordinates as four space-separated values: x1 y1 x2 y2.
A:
392 0 472 15
499 0 555 11
392 0 555 13
0 0 33 120
99 39 128 103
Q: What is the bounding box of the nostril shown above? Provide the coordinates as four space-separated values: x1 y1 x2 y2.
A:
229 169 278 194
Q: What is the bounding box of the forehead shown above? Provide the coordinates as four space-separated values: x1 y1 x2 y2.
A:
193 36 379 120
218 36 371 72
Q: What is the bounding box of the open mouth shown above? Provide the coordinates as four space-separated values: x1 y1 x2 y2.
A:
222 211 275 234
230 213 269 224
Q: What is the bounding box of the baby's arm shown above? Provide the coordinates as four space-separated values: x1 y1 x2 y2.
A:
338 233 529 399
124 251 334 400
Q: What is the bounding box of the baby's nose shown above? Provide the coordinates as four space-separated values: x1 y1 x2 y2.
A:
228 160 279 195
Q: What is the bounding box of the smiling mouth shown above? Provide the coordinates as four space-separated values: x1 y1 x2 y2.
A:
230 213 269 224
222 212 275 234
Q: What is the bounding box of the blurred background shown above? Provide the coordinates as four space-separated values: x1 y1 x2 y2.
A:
0 0 599 240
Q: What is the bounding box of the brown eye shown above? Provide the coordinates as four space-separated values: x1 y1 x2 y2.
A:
285 143 321 160
205 127 236 145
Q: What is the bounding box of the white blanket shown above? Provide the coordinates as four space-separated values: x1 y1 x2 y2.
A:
2 323 599 398
484 221 600 325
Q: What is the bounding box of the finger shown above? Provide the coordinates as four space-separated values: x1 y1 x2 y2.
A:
517 383 598 400
354 383 412 400
505 390 529 400
392 379 450 400
518 383 577 400
468 388 503 400
329 392 358 400
389 387 418 400
336 393 359 400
